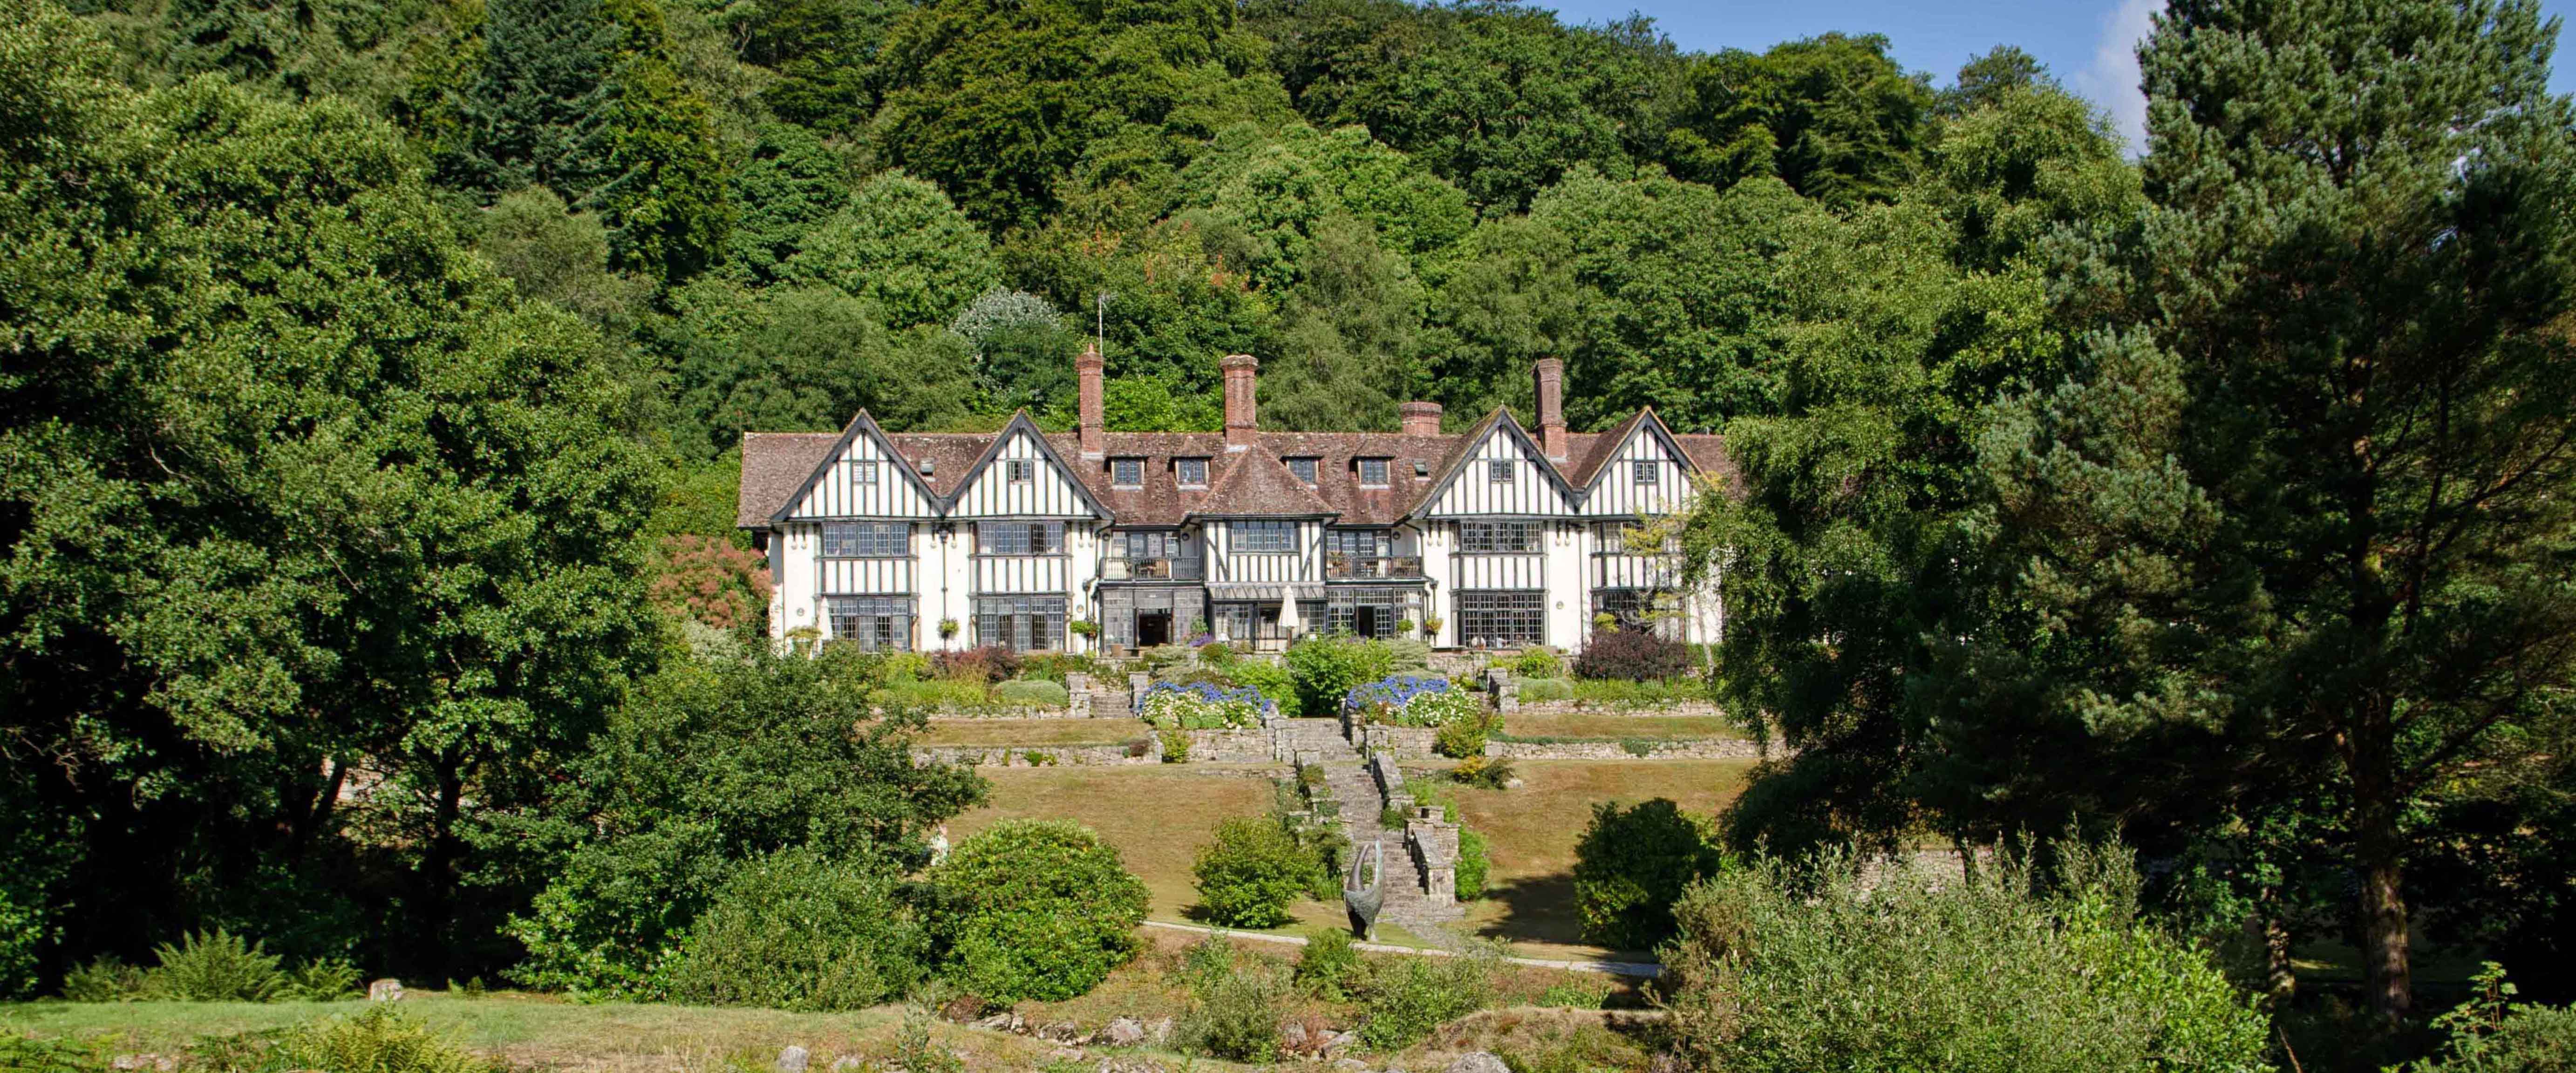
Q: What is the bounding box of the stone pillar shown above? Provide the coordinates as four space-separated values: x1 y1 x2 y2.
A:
1406 806 1459 905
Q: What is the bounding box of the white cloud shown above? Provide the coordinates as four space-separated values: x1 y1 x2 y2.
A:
2075 0 2164 155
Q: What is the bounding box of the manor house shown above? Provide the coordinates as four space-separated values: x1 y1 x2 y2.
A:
736 353 1730 655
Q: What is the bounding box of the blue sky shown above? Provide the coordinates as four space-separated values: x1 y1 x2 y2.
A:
1534 0 2576 152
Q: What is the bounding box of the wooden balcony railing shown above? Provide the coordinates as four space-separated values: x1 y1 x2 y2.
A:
1326 553 1424 580
1103 557 1204 581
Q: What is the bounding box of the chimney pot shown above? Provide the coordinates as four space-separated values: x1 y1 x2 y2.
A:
1533 358 1567 462
1398 401 1444 437
1221 353 1259 452
1077 344 1106 458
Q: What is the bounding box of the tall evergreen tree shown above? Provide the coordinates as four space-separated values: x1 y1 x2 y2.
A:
1977 0 2576 1026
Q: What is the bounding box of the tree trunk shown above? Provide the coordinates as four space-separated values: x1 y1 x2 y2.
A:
415 753 465 982
2351 715 2412 1028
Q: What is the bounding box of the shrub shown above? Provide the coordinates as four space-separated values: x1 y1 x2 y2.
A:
1165 665 1240 689
1512 648 1565 679
1383 638 1433 671
668 850 930 1011
147 929 284 1002
1357 944 1499 1049
1342 674 1479 727
272 1007 496 1073
1193 818 1323 929
1228 661 1299 718
991 679 1070 707
1537 976 1614 1009
1179 938 1292 1062
1452 755 1515 789
1572 630 1693 681
1570 678 1700 708
1294 929 1362 1001
1516 676 1574 702
1285 636 1396 720
879 677 990 709
61 958 143 1002
930 820 1148 1002
1016 652 1099 682
1433 711 1500 759
280 958 363 1001
2405 962 2576 1072
0 889 39 1000
931 645 1021 684
1159 726 1192 763
881 651 934 682
1138 644 1194 672
1456 828 1491 900
1572 800 1723 951
1196 641 1237 667
1662 841 2271 1073
1140 681 1272 729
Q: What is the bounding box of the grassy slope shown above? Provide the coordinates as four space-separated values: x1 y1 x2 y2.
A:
1498 712 1742 741
1449 759 1754 960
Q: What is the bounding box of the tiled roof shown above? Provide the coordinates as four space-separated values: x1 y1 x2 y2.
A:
738 414 1735 527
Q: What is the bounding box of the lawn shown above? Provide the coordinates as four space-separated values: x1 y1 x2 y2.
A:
1447 759 1754 960
916 718 1151 747
1498 712 1742 742
950 765 1343 932
0 991 1240 1073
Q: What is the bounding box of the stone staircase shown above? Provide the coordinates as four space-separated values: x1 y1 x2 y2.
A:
1274 717 1360 763
1320 757 1462 944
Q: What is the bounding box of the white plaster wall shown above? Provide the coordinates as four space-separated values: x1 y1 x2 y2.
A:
1417 522 1454 648
1544 520 1588 650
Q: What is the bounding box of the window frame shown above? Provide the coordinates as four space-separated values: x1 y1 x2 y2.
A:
1287 457 1320 484
1357 458 1391 488
1456 590 1545 648
975 520 1066 556
1005 458 1035 484
1232 519 1296 554
1488 459 1515 483
820 521 909 558
1176 457 1210 487
826 595 914 652
1111 457 1145 488
975 594 1066 652
1458 520 1541 555
848 459 880 485
1632 459 1659 486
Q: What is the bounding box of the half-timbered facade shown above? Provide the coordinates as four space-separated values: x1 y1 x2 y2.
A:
738 353 1732 654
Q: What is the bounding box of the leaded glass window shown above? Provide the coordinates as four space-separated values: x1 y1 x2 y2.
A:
1459 520 1540 554
821 521 908 557
826 596 913 652
976 520 1065 555
1456 590 1544 647
975 595 1065 652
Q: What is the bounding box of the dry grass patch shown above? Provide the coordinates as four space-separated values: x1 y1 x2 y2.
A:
1448 760 1754 958
952 765 1339 930
1499 712 1742 741
917 718 1152 747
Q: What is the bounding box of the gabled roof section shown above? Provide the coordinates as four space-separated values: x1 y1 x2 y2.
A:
762 409 948 526
1569 407 1700 489
1194 450 1336 518
738 432 841 529
1406 407 1585 520
945 410 1114 520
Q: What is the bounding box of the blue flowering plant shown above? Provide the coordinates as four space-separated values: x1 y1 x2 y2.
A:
1341 674 1482 728
1140 680 1274 730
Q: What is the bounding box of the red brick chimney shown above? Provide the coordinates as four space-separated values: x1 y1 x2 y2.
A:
1076 344 1105 458
1533 358 1567 462
1221 353 1259 451
1399 401 1443 437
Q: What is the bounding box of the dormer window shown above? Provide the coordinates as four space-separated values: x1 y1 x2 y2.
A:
1287 457 1319 484
1634 459 1659 485
1111 458 1145 488
1357 458 1390 487
1177 458 1210 487
849 459 879 484
1006 459 1034 484
1488 459 1514 483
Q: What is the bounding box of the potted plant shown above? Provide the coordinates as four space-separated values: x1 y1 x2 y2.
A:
937 618 960 640
1070 620 1100 639
1421 615 1444 639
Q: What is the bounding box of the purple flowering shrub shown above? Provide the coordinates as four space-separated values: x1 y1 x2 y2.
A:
1140 680 1274 729
1342 674 1483 728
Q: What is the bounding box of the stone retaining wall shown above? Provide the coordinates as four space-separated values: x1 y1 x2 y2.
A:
1184 727 1276 763
913 742 1154 767
1358 725 1438 758
1484 737 1762 761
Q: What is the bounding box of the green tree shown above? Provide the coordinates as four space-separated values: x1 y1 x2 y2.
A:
1666 33 1935 207
0 3 663 978
661 280 977 456
1969 0 2576 1025
930 819 1149 1001
725 123 854 282
782 171 999 328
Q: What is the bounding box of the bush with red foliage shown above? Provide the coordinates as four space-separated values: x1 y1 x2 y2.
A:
1572 629 1694 681
649 535 771 631
931 645 1022 683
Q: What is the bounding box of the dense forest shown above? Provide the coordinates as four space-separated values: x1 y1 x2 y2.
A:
2 0 2572 1061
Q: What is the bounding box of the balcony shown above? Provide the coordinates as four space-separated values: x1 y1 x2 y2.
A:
1104 557 1204 581
1326 553 1424 580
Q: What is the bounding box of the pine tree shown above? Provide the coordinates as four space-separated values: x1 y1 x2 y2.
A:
1984 0 2576 1027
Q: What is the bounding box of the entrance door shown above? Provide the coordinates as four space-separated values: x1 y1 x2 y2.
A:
1138 609 1173 648
1353 604 1383 639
